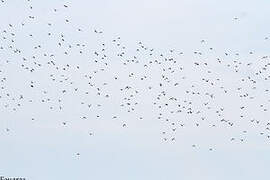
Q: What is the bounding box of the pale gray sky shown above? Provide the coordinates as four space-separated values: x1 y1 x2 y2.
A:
0 0 270 180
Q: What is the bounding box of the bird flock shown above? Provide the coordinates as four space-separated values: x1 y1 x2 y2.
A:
1 1 270 154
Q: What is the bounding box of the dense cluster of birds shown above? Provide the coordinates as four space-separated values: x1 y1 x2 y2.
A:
1 1 270 155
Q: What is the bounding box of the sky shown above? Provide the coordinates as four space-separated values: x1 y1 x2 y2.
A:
0 0 270 180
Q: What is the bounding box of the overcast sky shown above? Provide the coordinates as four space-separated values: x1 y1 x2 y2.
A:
0 0 270 180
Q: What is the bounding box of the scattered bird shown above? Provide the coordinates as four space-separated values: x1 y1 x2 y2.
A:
0 1 269 155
